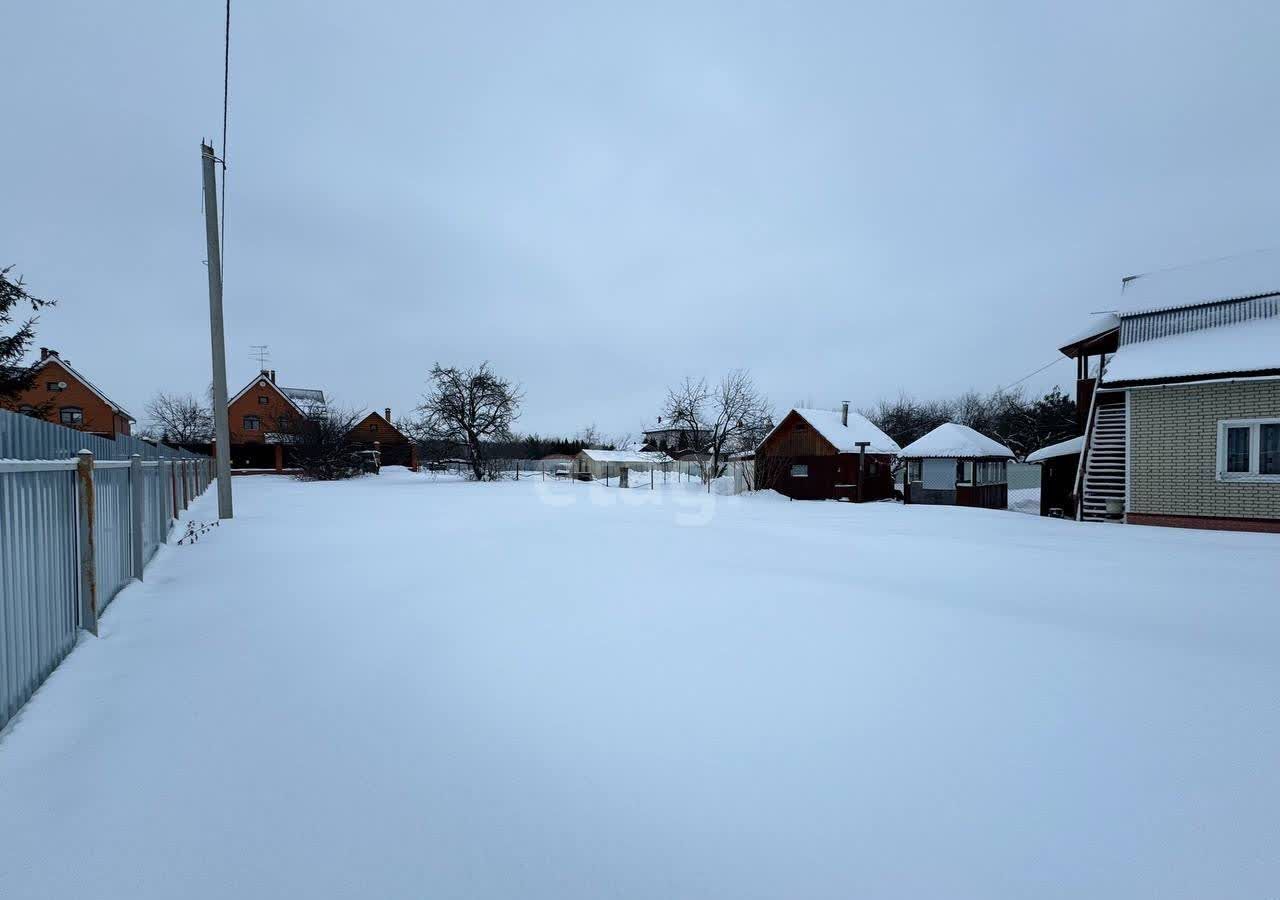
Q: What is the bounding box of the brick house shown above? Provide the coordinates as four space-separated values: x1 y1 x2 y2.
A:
3 348 134 436
227 370 323 444
1062 259 1280 532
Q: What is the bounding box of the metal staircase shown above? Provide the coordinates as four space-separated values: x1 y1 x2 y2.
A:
1079 398 1127 522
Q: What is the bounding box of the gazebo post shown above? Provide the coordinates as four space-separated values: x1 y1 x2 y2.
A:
855 441 869 502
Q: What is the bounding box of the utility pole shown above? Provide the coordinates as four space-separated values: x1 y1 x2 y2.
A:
201 141 233 518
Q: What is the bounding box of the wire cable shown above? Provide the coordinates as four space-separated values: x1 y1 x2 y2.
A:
999 355 1068 392
219 0 230 278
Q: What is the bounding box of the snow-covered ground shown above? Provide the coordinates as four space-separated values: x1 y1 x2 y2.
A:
1 468 1278 899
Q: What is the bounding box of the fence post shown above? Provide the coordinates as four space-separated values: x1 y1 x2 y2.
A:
180 460 189 510
76 450 99 636
170 459 179 519
130 454 145 578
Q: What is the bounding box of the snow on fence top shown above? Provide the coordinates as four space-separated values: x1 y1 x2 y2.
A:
577 449 673 464
1103 314 1280 384
1026 435 1083 463
762 408 901 455
898 423 1015 459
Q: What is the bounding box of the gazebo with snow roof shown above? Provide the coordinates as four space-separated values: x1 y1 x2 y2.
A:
899 423 1015 509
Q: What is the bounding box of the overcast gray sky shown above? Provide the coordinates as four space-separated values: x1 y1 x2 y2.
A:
5 1 1279 436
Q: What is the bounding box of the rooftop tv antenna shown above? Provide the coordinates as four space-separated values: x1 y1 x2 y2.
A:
250 344 271 369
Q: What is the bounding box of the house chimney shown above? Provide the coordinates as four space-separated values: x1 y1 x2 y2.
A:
269 369 276 383
40 347 51 360
385 407 392 422
842 401 849 427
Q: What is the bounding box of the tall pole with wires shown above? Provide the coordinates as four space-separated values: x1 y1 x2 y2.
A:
202 142 233 518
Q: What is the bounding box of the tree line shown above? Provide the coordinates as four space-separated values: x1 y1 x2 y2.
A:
860 387 1077 460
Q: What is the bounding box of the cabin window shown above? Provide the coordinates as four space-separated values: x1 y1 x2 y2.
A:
370 424 378 432
975 460 1007 485
956 460 973 485
907 459 922 482
1218 419 1280 481
790 464 809 478
258 395 269 405
59 406 83 425
243 415 260 431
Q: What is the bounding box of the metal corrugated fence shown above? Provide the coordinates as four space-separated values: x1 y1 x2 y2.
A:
0 409 213 731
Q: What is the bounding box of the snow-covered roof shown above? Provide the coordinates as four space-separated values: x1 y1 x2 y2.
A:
1103 315 1280 384
762 408 901 455
1059 313 1120 351
898 423 1014 459
229 375 309 417
1026 435 1083 463
577 449 673 464
1118 249 1280 315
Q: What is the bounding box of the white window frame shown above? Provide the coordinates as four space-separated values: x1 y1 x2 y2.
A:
790 463 809 478
1216 418 1280 483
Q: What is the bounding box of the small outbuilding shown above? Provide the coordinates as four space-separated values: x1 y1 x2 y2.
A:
900 423 1014 509
573 448 672 482
1025 435 1083 518
755 404 900 501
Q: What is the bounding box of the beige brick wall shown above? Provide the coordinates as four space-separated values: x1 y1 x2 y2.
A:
1129 380 1280 519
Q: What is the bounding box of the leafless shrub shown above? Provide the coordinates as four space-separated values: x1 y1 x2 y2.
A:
292 407 364 481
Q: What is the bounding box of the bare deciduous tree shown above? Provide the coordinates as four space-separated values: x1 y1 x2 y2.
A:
664 370 771 484
144 392 213 444
416 362 523 481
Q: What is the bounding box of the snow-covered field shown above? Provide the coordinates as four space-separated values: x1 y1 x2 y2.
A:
1 468 1278 899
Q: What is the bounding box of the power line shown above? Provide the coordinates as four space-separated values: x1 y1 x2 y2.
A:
999 355 1069 392
219 0 231 277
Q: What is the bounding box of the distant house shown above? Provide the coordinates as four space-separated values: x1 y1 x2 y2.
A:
641 418 706 454
899 423 1014 509
346 407 416 468
755 404 900 501
347 407 408 445
573 448 672 481
227 370 323 445
3 347 134 436
1059 257 1280 531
